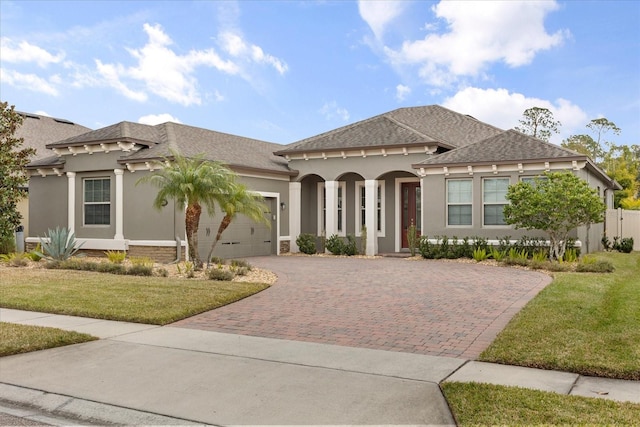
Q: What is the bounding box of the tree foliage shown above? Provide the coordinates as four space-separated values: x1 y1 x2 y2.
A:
205 183 269 267
562 117 639 209
137 151 235 268
0 102 35 242
504 172 606 261
514 107 561 142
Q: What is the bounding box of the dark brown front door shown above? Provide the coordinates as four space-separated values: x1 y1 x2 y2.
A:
401 182 421 248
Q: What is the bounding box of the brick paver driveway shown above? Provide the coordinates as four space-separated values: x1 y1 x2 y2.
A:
172 256 552 359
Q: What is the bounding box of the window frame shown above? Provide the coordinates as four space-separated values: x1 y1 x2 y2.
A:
482 177 510 227
355 181 385 237
446 178 473 227
317 181 346 236
83 177 111 227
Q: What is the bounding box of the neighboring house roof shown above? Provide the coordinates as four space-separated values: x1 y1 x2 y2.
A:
15 112 92 161
275 105 504 155
31 121 293 176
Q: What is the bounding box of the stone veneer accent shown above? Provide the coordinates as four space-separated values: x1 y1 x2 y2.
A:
25 243 184 264
280 239 290 254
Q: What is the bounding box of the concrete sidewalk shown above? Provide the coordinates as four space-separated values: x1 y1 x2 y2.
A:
1 309 639 426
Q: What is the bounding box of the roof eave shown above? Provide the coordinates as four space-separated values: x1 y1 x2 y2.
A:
46 137 155 149
411 155 589 170
275 141 453 157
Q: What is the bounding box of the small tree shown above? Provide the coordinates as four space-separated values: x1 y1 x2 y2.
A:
514 107 561 142
205 183 269 267
137 151 235 268
0 102 35 250
504 171 605 261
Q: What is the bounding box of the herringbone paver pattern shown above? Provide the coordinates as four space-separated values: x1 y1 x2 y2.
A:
172 257 551 359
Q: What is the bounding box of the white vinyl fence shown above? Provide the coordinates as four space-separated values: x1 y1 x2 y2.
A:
606 208 640 251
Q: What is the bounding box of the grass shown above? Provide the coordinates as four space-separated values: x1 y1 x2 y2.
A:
442 382 640 425
0 322 97 357
480 251 640 380
0 268 269 325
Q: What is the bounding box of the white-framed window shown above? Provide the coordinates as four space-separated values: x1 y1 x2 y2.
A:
317 181 346 236
355 181 385 237
84 177 111 226
483 177 510 226
447 179 472 226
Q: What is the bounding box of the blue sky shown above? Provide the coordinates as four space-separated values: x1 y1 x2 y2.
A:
1 1 638 147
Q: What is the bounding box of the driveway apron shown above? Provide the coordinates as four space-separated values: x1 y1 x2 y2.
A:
173 256 551 358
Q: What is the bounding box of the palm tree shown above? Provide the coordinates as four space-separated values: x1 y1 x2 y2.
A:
137 151 235 268
206 183 270 267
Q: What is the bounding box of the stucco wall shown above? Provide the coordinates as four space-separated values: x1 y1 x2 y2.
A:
28 175 67 237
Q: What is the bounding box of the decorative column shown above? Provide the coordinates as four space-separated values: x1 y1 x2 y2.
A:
67 172 76 234
114 169 124 240
289 182 301 252
325 181 338 239
365 179 378 256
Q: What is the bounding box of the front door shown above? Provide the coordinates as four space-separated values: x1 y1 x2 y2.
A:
401 182 421 248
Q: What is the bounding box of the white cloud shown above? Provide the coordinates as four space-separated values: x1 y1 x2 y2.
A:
218 31 288 75
0 38 65 67
373 1 567 87
395 84 411 102
138 113 182 125
93 23 286 106
358 0 407 40
0 68 59 96
320 101 350 122
442 87 588 144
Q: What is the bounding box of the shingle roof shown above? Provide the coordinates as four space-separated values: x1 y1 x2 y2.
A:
120 122 292 175
414 130 585 167
15 112 91 161
46 121 158 148
32 120 292 175
276 105 504 154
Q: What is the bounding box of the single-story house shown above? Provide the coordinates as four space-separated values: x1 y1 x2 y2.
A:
24 105 619 260
14 112 91 239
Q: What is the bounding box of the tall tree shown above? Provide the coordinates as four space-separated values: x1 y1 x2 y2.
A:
514 107 561 142
0 102 35 250
205 183 270 267
561 134 603 163
504 171 606 261
137 151 235 268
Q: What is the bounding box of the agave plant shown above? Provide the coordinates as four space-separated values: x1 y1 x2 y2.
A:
37 226 84 261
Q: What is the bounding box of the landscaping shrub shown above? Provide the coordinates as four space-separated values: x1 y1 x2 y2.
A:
209 256 226 265
615 237 634 254
343 234 358 256
156 267 169 277
489 248 506 261
177 261 195 278
419 236 436 259
296 233 317 255
26 243 43 262
472 248 488 262
126 264 153 276
0 252 29 267
96 262 125 274
563 248 578 263
38 226 83 261
105 250 126 264
532 250 548 262
577 256 615 273
129 256 154 267
0 234 15 255
208 268 235 281
230 259 252 270
325 234 344 255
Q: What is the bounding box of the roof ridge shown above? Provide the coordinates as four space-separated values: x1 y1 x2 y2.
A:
383 114 437 142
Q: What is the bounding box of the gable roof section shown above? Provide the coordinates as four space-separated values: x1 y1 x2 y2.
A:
414 130 583 167
46 121 158 149
121 122 292 175
29 120 291 175
276 105 504 155
15 112 91 161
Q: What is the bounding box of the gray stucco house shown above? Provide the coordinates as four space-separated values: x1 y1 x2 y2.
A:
24 105 619 260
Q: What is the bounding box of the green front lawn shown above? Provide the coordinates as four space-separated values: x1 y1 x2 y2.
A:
480 251 640 379
0 322 97 356
0 268 269 325
442 382 640 425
